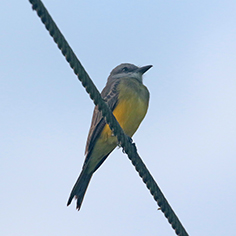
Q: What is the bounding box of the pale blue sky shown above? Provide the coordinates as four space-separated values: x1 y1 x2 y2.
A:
1 1 236 235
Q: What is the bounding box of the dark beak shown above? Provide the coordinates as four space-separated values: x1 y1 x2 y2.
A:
137 65 153 75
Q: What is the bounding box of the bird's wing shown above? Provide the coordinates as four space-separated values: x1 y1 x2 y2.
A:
84 79 120 158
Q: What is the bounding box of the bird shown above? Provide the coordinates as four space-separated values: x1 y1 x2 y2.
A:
67 63 152 210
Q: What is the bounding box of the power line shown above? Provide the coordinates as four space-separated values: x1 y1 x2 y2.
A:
28 1 189 235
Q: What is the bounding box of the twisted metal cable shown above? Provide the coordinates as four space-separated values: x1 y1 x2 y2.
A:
28 1 189 235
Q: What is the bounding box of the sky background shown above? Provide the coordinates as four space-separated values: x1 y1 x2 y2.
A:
1 1 236 235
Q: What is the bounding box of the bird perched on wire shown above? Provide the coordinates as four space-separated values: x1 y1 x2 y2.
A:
67 63 152 210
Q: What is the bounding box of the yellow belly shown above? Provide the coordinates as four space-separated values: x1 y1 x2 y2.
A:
88 78 149 171
101 77 149 139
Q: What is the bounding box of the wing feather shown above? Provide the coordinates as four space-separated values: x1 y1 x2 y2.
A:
84 79 120 162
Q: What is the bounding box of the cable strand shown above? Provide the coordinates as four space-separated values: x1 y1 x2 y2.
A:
29 1 189 235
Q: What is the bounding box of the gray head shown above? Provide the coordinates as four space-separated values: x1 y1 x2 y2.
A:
108 63 152 83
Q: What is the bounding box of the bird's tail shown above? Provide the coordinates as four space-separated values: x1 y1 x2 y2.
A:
67 168 93 210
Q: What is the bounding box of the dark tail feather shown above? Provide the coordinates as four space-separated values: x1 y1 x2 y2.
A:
67 168 93 210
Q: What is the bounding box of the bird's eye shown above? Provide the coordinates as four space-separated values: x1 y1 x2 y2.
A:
122 67 128 72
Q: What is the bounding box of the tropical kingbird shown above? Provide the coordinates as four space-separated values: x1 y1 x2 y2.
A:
67 63 152 210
